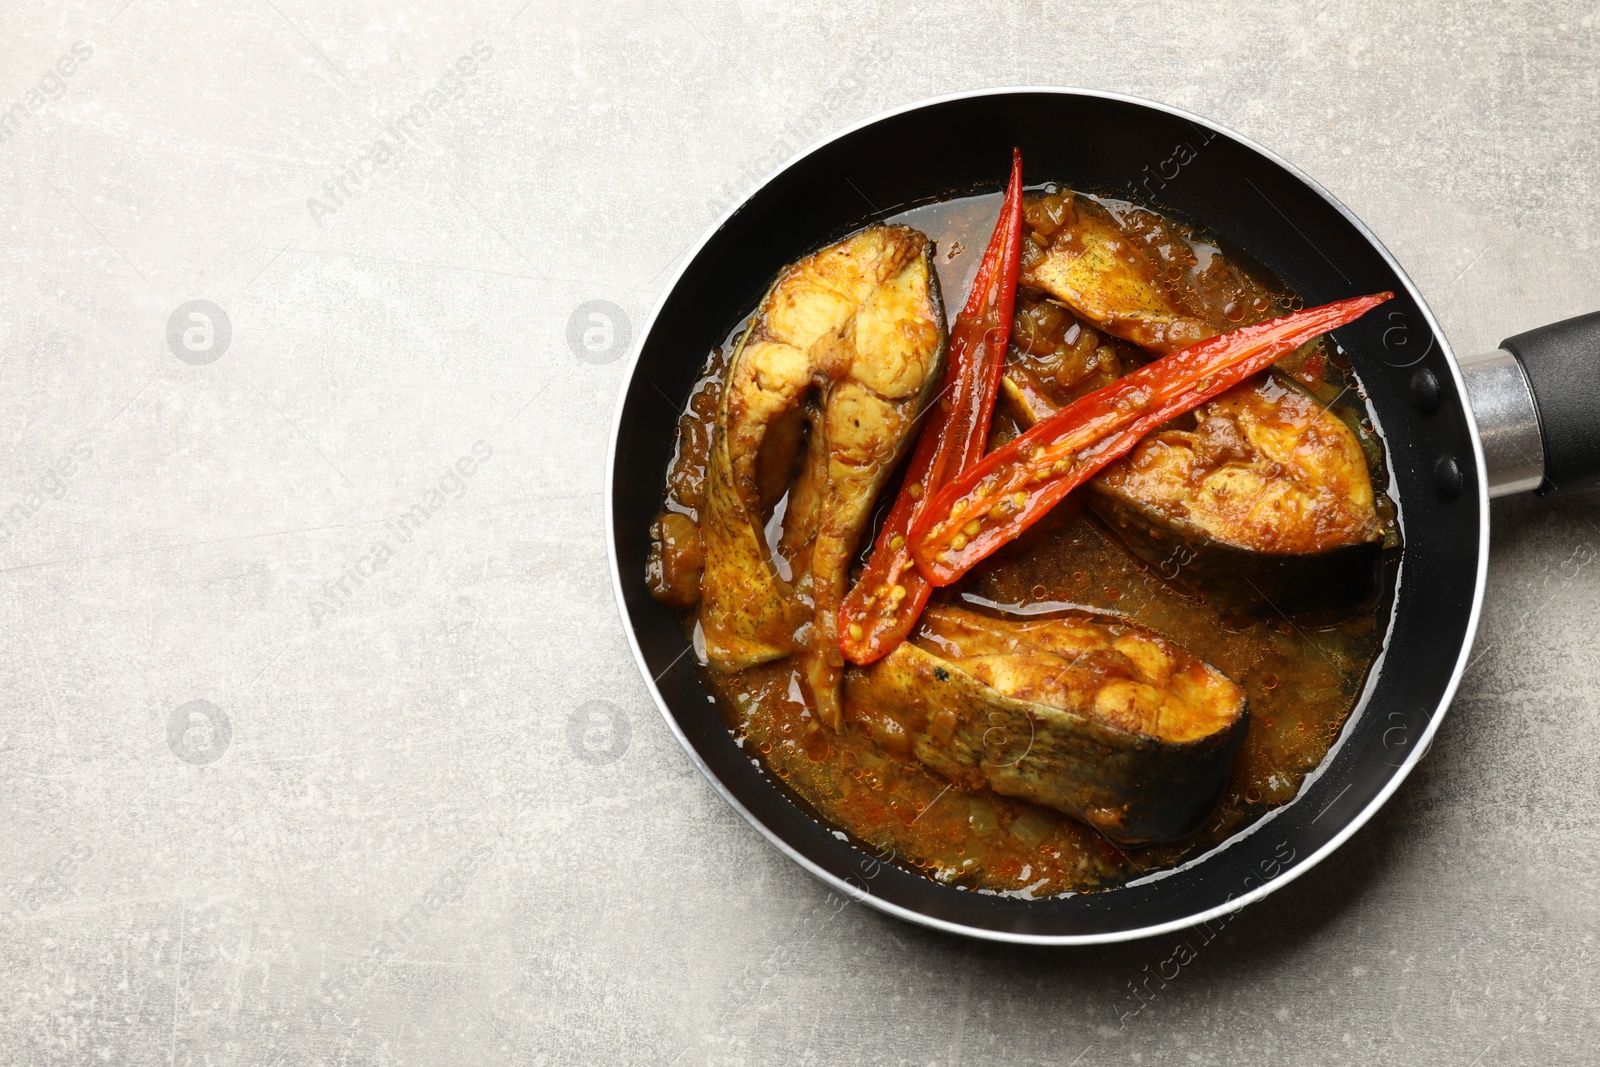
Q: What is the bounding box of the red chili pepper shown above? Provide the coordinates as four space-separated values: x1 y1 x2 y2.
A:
908 291 1395 585
837 149 1026 665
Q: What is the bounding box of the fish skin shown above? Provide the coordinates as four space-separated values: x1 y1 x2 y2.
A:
845 605 1248 844
698 225 947 728
1021 196 1215 356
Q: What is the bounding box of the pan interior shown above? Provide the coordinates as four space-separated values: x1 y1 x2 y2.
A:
609 90 1483 942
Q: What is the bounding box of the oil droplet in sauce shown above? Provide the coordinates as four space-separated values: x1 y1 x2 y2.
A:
805 728 830 763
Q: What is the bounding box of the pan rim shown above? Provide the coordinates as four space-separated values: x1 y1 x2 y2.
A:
604 85 1491 945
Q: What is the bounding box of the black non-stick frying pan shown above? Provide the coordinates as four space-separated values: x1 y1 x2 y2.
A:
606 88 1600 944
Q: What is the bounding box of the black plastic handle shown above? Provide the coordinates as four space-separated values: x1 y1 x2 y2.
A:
1502 311 1600 496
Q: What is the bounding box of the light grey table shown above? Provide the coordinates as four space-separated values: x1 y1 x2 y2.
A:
3 2 1597 1063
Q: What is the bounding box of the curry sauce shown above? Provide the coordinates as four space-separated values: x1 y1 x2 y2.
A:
650 188 1396 897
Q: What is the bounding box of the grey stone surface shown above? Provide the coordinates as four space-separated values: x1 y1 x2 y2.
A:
2 1 1598 1063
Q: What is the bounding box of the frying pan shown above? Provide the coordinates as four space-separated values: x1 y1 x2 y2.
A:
606 88 1600 944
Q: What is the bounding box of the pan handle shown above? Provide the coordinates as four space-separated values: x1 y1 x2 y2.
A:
1461 311 1600 497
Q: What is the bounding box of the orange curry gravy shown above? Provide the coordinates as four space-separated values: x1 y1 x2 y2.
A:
653 189 1398 897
